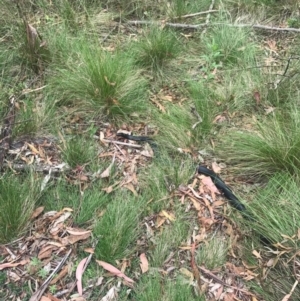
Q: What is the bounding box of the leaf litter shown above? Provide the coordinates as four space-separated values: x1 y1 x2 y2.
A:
0 111 300 301
0 121 157 300
1 116 295 300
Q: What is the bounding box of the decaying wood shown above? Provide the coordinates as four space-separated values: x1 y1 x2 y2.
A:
0 96 16 168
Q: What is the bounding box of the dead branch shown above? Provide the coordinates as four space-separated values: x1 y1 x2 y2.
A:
4 163 70 173
127 20 206 29
127 20 300 33
174 10 218 19
252 24 300 33
100 138 143 148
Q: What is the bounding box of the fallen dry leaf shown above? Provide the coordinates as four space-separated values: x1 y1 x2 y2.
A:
45 293 62 301
150 97 166 113
31 206 44 219
201 176 220 200
139 253 149 273
66 228 91 236
0 259 29 270
179 267 194 281
161 210 175 221
100 154 115 178
50 265 69 285
123 183 138 196
190 197 201 211
76 257 88 296
213 115 226 123
252 250 262 259
84 248 94 254
156 215 167 228
160 94 173 102
265 106 276 115
61 232 91 245
211 162 221 174
253 91 261 105
27 143 40 155
100 286 118 301
70 297 86 301
96 260 135 284
100 163 114 178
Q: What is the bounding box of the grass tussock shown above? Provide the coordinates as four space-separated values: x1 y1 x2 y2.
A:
94 194 143 263
196 236 229 270
189 81 218 136
202 25 257 67
133 26 181 72
135 273 204 301
0 174 38 243
240 173 300 300
53 43 148 117
219 108 300 179
150 207 190 267
62 136 96 168
153 103 194 149
244 173 300 245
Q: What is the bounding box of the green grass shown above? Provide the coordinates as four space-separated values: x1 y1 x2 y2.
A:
218 107 300 179
243 173 300 245
153 103 195 149
196 236 229 270
150 206 190 267
94 193 143 263
188 81 218 136
62 136 96 168
134 273 204 301
52 41 148 117
0 173 39 242
75 189 110 226
239 173 300 300
1 0 300 300
202 25 257 67
133 26 181 72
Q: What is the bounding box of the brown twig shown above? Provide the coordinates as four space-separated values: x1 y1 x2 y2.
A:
252 24 300 33
29 249 72 301
101 138 142 148
127 20 300 33
199 266 255 296
191 242 201 293
127 20 206 29
174 10 218 19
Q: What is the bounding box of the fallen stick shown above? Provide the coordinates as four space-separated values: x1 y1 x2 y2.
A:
252 24 300 33
128 20 300 33
127 20 206 29
5 162 70 173
174 9 218 19
29 249 72 301
199 266 255 296
101 138 143 148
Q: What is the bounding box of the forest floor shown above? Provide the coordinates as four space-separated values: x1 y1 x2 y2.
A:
1 1 300 300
